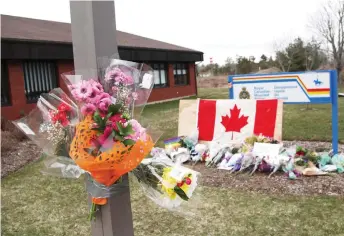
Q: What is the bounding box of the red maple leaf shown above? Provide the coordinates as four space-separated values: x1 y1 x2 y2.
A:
221 104 249 140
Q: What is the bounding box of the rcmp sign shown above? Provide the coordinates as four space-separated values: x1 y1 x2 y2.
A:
228 71 335 104
228 70 339 154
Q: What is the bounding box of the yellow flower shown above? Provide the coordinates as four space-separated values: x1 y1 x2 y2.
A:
160 167 193 200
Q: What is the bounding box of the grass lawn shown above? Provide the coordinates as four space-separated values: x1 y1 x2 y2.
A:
2 87 344 235
2 160 344 236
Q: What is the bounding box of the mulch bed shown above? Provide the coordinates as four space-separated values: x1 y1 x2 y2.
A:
1 138 42 178
188 163 344 196
185 140 344 196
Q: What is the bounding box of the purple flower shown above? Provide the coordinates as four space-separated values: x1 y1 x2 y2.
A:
81 103 96 115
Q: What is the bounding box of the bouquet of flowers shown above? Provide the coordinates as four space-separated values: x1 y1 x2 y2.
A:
241 134 280 153
63 59 156 220
13 88 82 178
131 149 201 214
294 146 320 167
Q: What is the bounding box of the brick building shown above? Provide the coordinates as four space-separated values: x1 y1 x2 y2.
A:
1 15 203 120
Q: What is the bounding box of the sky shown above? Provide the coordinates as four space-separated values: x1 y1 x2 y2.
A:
0 0 327 65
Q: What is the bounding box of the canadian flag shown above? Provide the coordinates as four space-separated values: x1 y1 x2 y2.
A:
197 99 283 143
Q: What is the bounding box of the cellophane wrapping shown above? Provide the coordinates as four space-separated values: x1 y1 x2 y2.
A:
12 88 84 178
62 59 157 206
131 150 202 216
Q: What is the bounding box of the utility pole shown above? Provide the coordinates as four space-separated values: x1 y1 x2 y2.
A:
69 1 134 235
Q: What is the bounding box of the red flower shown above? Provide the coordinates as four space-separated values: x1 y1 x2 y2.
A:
109 114 126 130
58 103 71 112
58 111 67 120
57 112 69 126
185 177 192 185
109 114 126 123
50 111 58 123
60 118 69 127
177 182 184 187
296 151 305 156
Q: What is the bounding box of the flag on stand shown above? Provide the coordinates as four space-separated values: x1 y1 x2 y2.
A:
197 99 283 143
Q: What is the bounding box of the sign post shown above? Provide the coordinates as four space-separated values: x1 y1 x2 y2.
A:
69 1 134 235
228 70 339 153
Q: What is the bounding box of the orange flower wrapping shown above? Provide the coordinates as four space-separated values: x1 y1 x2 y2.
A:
70 116 154 187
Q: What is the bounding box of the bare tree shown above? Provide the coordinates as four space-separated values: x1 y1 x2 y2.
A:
305 38 328 71
310 0 344 83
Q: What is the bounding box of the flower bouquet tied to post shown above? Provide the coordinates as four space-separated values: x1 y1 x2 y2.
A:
13 88 82 177
132 148 201 215
63 59 155 220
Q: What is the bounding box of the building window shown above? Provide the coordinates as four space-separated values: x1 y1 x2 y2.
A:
1 61 11 106
23 61 58 103
149 63 168 87
173 63 189 85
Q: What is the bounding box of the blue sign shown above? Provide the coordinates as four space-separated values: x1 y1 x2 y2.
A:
228 70 339 154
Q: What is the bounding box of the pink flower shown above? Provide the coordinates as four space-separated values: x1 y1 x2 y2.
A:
125 119 146 141
114 72 125 83
90 79 104 93
73 81 93 101
81 103 96 115
105 68 122 81
115 73 134 86
71 89 81 101
132 92 138 101
99 126 112 141
86 88 100 104
97 97 112 112
96 92 111 100
124 74 134 86
91 126 114 149
105 67 134 86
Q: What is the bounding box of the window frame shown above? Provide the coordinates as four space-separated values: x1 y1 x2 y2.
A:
173 63 189 86
22 60 59 103
147 62 169 88
1 60 11 107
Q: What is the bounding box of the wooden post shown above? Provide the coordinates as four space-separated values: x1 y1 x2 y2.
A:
69 1 134 235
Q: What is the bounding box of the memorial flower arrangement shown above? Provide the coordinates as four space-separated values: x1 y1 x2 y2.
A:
64 62 155 220
14 59 203 219
13 88 78 160
132 155 200 211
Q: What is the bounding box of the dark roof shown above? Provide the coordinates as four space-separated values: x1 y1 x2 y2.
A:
1 14 201 53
